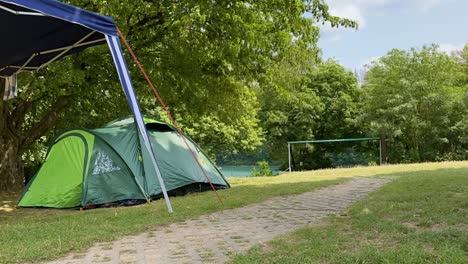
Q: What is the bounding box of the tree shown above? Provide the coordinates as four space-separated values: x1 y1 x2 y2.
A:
304 60 365 168
362 45 466 163
258 43 324 165
0 49 129 191
448 44 468 159
260 60 363 169
0 0 356 192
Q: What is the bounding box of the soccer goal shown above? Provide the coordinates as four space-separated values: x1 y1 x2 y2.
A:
287 137 385 172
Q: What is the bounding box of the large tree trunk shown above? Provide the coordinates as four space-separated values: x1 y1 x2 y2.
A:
0 95 70 192
0 132 24 192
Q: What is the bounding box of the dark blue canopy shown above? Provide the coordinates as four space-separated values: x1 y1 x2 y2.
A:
0 0 116 76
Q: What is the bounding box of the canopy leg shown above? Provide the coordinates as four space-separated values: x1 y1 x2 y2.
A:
105 34 173 213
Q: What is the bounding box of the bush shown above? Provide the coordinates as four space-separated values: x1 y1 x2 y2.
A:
250 161 273 177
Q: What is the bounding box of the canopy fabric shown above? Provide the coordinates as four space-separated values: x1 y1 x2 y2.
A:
0 0 116 76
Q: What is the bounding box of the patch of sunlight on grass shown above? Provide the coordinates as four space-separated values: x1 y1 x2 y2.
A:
0 203 14 212
0 193 17 212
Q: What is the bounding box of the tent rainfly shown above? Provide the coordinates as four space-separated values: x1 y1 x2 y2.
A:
0 0 174 211
18 117 230 209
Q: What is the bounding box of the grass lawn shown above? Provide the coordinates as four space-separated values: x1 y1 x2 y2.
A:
0 161 466 263
232 162 468 264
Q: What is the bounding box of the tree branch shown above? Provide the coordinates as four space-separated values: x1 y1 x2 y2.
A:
127 11 165 38
10 99 33 130
20 96 70 151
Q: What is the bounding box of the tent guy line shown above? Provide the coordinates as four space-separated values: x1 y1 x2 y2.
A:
117 27 225 205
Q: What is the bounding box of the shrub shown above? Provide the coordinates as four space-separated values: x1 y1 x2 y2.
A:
250 161 273 177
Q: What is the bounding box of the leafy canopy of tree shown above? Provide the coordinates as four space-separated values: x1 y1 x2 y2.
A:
260 60 366 169
0 0 356 191
362 44 468 163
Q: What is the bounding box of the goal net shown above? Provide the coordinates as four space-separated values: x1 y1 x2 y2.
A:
287 137 383 171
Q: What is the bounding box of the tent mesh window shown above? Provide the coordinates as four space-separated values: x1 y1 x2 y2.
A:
146 123 174 132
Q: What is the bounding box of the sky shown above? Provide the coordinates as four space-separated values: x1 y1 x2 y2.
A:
318 0 468 70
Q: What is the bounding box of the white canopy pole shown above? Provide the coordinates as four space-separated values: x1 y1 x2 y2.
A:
105 34 173 213
0 38 106 75
0 4 45 16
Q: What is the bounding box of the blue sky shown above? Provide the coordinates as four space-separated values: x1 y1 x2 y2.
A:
318 0 468 70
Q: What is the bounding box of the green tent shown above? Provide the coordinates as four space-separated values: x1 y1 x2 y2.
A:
18 117 230 208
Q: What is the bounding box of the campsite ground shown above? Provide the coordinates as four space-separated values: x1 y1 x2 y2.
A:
0 161 467 263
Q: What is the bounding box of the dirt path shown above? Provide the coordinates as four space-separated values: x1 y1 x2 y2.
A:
45 177 391 264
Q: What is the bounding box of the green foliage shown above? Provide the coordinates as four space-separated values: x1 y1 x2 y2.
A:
303 60 367 168
250 161 274 177
325 147 375 168
216 148 275 166
261 60 365 169
362 45 468 163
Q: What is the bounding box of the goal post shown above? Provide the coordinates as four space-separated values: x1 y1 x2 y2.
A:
287 137 384 172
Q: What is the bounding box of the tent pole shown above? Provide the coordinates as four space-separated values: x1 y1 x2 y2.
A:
105 35 173 213
288 143 292 172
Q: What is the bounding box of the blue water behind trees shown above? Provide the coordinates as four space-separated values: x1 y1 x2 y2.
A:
219 165 280 177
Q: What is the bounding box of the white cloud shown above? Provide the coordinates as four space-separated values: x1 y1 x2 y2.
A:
329 4 366 28
438 43 465 54
322 0 443 31
412 0 442 12
329 34 344 42
361 56 382 67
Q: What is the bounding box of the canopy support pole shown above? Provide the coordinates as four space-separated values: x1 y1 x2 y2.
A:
105 34 173 213
288 143 292 172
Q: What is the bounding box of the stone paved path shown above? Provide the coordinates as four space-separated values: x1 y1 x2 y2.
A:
45 177 391 264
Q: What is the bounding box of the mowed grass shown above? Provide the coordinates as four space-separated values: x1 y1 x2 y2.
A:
232 163 468 264
0 172 346 263
0 161 466 263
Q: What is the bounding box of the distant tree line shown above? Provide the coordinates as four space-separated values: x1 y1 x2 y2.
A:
219 44 468 169
257 44 468 169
